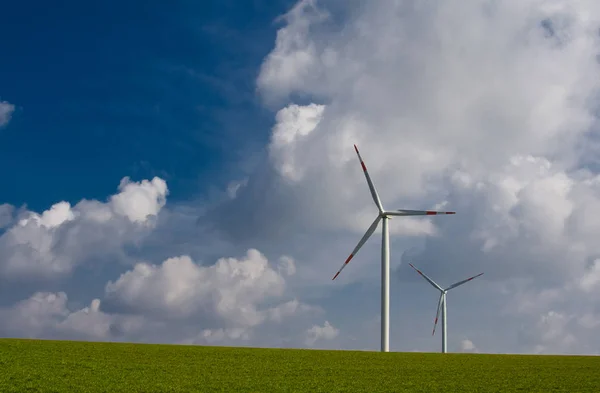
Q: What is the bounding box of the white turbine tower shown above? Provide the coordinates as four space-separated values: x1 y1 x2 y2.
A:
332 144 456 353
409 263 483 353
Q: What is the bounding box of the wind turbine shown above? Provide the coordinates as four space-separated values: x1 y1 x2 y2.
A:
332 144 456 353
408 263 483 353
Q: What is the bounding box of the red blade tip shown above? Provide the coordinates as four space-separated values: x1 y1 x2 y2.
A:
332 272 340 280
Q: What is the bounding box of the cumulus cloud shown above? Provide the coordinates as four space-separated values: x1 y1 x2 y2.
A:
0 248 322 347
305 320 339 347
218 0 600 283
103 249 317 330
269 103 326 182
0 291 167 343
460 339 478 353
0 100 15 127
1 292 110 340
257 0 600 202
267 298 318 323
110 177 168 224
0 177 168 280
195 328 251 344
403 157 600 283
219 0 600 353
257 0 330 106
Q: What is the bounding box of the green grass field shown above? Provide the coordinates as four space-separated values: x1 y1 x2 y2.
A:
1 338 599 392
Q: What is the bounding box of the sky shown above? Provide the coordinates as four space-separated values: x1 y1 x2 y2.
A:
1 0 600 354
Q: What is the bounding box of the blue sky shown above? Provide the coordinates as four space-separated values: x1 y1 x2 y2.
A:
0 0 293 210
1 0 600 354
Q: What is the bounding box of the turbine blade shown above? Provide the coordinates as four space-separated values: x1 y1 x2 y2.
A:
432 293 443 336
409 263 443 291
332 215 382 280
445 272 484 291
386 209 456 216
354 145 384 213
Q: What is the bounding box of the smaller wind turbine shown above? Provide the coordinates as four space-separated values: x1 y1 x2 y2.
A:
408 263 483 353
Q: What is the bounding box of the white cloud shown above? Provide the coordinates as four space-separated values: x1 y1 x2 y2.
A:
269 103 326 182
0 291 158 342
213 0 600 293
104 249 315 329
259 0 600 175
242 0 600 353
268 299 321 323
1 292 103 339
110 177 168 224
195 328 251 344
256 0 600 203
305 320 339 346
0 100 15 127
19 201 76 229
460 339 478 353
257 0 330 106
0 248 323 348
0 177 169 280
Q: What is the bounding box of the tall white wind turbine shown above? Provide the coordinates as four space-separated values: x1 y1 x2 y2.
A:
332 144 456 353
409 263 483 353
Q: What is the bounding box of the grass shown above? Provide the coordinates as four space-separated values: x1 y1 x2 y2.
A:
0 339 599 392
